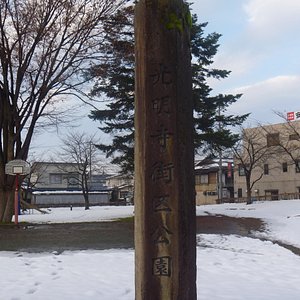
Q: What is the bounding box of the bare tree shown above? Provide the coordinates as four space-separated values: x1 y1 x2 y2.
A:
59 132 100 210
270 112 300 169
232 126 272 202
22 161 49 204
0 0 126 222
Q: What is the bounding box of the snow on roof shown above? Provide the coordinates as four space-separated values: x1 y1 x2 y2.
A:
32 190 108 195
195 158 233 170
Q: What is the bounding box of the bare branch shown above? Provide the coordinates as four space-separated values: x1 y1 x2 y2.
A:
0 0 128 221
56 130 104 209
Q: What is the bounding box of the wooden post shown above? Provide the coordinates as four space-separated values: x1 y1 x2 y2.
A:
134 1 196 299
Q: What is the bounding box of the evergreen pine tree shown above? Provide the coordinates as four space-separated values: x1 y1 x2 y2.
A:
191 15 249 153
89 6 135 173
89 5 249 174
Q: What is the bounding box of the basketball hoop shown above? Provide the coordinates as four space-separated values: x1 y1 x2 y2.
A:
5 159 30 176
5 160 31 225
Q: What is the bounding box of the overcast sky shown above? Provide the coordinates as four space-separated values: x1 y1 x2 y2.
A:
30 0 300 158
191 0 300 125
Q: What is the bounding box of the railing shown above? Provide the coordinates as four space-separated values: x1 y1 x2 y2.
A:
220 192 300 204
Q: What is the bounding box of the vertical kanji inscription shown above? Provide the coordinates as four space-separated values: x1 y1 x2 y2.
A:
153 256 172 277
135 0 196 299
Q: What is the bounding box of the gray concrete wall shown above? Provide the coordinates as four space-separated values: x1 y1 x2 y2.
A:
32 192 110 206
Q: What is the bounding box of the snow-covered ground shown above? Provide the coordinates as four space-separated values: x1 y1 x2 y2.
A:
2 200 300 299
18 205 135 224
197 200 300 248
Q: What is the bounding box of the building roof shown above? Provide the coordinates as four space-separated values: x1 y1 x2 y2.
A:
195 157 233 171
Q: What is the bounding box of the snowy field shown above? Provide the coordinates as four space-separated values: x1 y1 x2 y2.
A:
1 200 300 299
18 205 135 224
196 200 300 248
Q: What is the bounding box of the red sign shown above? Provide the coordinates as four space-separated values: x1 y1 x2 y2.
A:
227 162 232 178
287 111 300 121
287 111 295 121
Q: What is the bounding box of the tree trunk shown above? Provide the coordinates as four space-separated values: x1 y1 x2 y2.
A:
0 164 16 222
0 189 14 223
0 93 29 223
246 175 252 204
82 174 90 210
83 191 90 210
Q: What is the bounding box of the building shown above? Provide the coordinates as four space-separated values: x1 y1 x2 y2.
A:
234 120 300 201
30 162 81 191
195 157 234 205
105 174 134 203
26 162 110 206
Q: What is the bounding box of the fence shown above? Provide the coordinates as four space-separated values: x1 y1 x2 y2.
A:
31 191 110 207
220 192 300 204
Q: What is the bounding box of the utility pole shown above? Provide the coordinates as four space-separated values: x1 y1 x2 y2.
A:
218 106 223 203
89 141 92 189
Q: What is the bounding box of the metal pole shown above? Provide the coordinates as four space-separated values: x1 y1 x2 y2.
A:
218 151 223 202
14 174 19 225
89 141 92 189
218 106 223 202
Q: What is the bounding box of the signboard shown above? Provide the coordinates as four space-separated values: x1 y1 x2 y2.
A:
287 111 300 121
227 162 232 178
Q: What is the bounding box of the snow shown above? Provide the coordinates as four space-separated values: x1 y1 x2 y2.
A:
2 200 300 299
18 205 135 224
198 234 300 300
0 250 135 300
196 200 300 248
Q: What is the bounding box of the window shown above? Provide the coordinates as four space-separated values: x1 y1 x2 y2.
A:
120 191 129 199
68 176 79 186
200 174 209 184
265 189 279 201
195 175 201 185
203 190 217 196
195 174 209 184
267 133 279 147
282 162 288 172
49 174 62 184
238 165 246 176
264 164 269 175
289 134 299 141
238 188 242 198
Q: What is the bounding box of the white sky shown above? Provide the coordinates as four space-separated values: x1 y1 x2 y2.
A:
30 0 300 158
2 200 300 299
